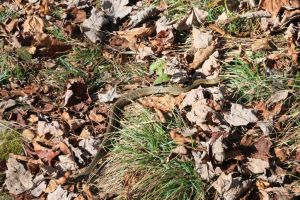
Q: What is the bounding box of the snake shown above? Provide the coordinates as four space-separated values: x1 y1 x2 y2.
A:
68 77 221 182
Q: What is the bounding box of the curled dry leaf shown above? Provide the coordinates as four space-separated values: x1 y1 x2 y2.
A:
224 103 258 126
189 41 217 70
5 157 34 195
266 90 290 105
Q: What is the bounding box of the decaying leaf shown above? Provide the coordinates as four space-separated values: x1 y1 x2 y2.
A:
175 7 208 30
224 103 258 126
5 157 34 195
0 99 16 116
212 173 253 200
81 8 108 43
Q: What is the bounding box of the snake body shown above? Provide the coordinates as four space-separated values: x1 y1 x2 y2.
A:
69 77 221 182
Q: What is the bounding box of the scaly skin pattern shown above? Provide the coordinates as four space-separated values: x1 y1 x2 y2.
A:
68 77 221 182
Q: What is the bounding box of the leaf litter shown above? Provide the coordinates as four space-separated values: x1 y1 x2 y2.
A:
0 0 300 199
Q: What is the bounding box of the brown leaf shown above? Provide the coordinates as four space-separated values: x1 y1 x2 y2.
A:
189 41 217 70
169 129 193 145
274 147 290 162
251 38 272 51
138 95 176 112
259 0 300 17
192 27 213 49
89 110 106 123
175 7 208 30
252 136 272 160
23 15 44 33
64 78 91 107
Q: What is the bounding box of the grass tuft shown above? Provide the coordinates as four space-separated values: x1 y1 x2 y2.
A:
97 106 205 199
0 128 23 161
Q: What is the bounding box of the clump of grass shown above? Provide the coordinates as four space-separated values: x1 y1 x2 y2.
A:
0 129 23 161
97 107 205 199
224 57 300 103
47 26 67 41
0 53 26 84
0 9 18 23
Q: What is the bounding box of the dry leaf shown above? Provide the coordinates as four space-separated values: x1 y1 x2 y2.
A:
23 15 44 33
97 86 119 103
5 158 34 195
212 173 253 200
31 174 46 197
189 41 217 70
79 138 99 156
212 136 225 162
64 78 91 107
261 187 295 200
192 27 213 49
81 8 108 43
175 7 208 30
38 121 64 137
259 0 300 17
224 103 258 126
266 90 290 104
102 0 132 22
251 38 272 51
47 185 77 200
247 158 269 174
139 95 176 112
58 155 78 171
169 129 193 145
274 147 290 162
128 7 160 28
196 51 220 78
